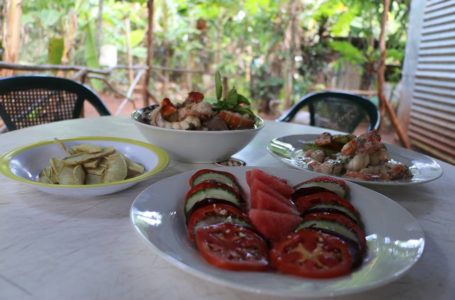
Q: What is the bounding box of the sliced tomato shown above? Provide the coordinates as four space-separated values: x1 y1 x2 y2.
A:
302 212 366 253
294 192 361 224
184 181 244 216
270 229 352 278
195 223 270 271
189 169 240 191
187 203 249 241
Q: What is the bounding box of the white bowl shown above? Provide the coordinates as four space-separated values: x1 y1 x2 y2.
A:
0 136 169 197
131 105 264 163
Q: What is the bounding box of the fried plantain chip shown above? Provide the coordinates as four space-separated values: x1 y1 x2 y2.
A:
39 140 145 185
124 156 145 178
62 147 115 166
70 144 104 154
103 152 128 183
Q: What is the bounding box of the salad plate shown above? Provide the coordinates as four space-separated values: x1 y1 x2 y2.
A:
267 134 443 186
130 166 425 298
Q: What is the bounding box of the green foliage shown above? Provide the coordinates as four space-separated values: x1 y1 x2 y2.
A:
48 37 64 64
212 72 255 117
17 0 410 100
329 41 366 65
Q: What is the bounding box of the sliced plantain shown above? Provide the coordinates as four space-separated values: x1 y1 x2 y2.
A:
103 152 128 183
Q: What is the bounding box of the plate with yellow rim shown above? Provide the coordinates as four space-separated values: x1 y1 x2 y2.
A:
0 136 169 197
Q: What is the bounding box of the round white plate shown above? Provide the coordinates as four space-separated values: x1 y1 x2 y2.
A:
130 167 425 298
0 136 169 197
267 134 443 186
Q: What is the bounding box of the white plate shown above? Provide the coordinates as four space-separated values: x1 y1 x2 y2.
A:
267 134 443 186
0 136 169 197
130 167 425 298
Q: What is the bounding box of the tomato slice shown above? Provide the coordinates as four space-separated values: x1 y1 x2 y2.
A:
294 192 361 224
189 169 240 192
187 203 249 241
195 223 270 271
184 181 244 217
302 212 366 253
270 229 352 278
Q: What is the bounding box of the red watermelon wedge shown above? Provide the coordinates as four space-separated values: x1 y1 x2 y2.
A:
249 178 294 205
249 209 302 242
246 169 294 198
251 189 299 215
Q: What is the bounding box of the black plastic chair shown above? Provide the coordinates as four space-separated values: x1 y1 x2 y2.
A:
277 91 380 132
0 75 111 131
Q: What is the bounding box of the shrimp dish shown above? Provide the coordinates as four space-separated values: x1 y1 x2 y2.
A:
140 91 257 131
138 72 259 131
300 131 413 181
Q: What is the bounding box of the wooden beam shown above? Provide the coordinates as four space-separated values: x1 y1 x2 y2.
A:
2 0 22 76
377 0 411 148
143 0 155 107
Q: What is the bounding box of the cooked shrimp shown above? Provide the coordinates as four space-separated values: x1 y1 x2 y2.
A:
356 130 382 154
369 145 389 165
345 153 370 171
308 159 344 175
345 171 376 181
154 111 201 130
315 132 333 147
341 140 357 156
307 160 322 171
305 149 326 163
180 102 213 121
386 162 412 180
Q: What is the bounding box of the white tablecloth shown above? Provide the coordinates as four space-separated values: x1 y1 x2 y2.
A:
0 116 454 300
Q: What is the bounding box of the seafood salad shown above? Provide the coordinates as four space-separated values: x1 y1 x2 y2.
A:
141 72 258 131
301 131 413 181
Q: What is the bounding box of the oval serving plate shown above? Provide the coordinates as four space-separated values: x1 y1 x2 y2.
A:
267 134 443 186
130 166 425 298
0 136 169 197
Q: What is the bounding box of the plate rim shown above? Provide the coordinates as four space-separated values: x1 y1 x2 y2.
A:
130 166 426 298
0 136 169 189
267 133 443 186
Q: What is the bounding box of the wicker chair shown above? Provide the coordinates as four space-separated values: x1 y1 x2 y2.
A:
0 75 111 131
277 91 381 133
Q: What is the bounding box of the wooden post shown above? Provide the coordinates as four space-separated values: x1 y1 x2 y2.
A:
2 0 22 77
377 0 411 148
142 0 155 107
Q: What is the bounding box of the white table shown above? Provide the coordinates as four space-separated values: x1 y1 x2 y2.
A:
0 116 454 300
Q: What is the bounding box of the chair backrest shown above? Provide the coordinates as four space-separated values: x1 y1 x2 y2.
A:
0 75 111 131
277 91 381 132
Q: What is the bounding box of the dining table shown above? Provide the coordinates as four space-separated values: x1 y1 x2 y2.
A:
0 115 454 300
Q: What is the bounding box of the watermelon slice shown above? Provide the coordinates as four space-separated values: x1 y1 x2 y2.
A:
248 209 302 242
251 189 299 215
249 178 294 205
246 169 294 198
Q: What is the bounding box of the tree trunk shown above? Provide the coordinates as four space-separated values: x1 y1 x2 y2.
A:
2 0 22 77
377 0 411 148
283 0 299 109
125 18 134 86
143 0 155 106
160 1 170 97
96 0 104 52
